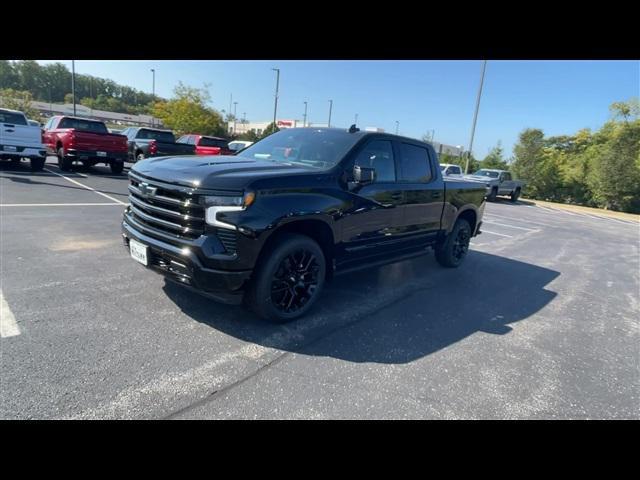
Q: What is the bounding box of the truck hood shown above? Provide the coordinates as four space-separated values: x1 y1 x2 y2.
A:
131 155 318 191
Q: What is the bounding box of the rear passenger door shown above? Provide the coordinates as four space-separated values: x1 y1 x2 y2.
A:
395 141 445 242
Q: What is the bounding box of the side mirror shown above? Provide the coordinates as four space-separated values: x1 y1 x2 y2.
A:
354 165 375 184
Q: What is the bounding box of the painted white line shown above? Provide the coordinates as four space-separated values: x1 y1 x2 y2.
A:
43 168 127 205
0 289 20 338
484 220 537 231
480 229 513 238
484 213 558 228
1 203 124 207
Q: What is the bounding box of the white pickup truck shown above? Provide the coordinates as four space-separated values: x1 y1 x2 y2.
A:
0 108 46 171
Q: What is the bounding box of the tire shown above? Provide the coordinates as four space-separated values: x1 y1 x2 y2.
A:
510 187 521 203
10 157 21 166
136 151 145 162
435 218 472 268
30 157 45 172
487 187 498 202
110 161 124 175
246 233 326 323
57 148 72 171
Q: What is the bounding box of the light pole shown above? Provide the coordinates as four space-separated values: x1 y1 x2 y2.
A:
150 68 156 127
395 121 399 135
355 113 358 125
71 60 76 115
465 60 487 174
328 99 333 127
233 101 238 135
303 101 308 127
272 68 280 129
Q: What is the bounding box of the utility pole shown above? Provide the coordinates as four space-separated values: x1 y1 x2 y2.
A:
272 68 280 129
355 113 358 125
71 60 76 115
150 68 156 127
328 99 333 127
465 60 487 174
395 121 399 135
233 101 238 135
303 101 308 127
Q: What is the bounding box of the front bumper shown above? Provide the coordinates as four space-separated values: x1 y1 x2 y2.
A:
121 218 252 304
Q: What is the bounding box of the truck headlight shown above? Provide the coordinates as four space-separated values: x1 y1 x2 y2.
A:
202 191 255 228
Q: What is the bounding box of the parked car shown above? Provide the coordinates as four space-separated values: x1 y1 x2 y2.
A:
0 108 47 171
228 140 254 154
463 168 525 202
27 119 40 127
122 126 486 322
43 116 128 174
440 163 463 178
177 134 232 155
120 127 195 162
108 128 122 135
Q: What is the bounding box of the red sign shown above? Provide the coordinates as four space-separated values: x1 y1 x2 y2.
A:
277 120 294 128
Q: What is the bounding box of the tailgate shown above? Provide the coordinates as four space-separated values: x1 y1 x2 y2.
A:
72 131 126 152
2 123 42 148
156 142 195 156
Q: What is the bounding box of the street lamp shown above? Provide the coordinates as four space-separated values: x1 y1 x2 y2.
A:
303 101 308 127
150 68 156 127
328 100 333 127
355 113 358 125
233 101 238 135
395 121 399 135
465 60 487 174
272 68 280 129
71 60 76 115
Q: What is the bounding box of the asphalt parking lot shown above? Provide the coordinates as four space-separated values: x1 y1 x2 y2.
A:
1 157 639 419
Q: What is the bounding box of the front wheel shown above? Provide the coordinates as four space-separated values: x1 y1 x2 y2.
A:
435 218 472 268
136 152 145 162
246 233 326 323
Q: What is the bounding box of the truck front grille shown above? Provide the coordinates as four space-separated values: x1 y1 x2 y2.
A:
128 175 205 240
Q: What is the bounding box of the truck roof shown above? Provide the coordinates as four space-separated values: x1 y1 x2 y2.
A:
0 107 25 114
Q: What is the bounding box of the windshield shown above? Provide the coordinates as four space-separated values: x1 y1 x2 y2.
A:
472 169 500 178
59 117 108 133
137 129 175 143
237 129 360 169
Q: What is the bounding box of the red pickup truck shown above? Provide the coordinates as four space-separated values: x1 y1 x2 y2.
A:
176 134 232 155
43 116 128 174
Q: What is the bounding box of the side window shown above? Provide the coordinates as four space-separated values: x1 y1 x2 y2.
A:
177 135 187 143
190 136 197 145
399 143 432 183
503 172 512 181
353 140 396 183
451 166 461 175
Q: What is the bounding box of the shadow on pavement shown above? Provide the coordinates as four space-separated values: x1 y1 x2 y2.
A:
162 250 559 364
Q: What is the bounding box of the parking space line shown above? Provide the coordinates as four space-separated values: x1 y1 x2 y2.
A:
43 168 127 206
484 213 558 228
483 220 538 231
0 289 20 338
480 229 513 238
1 203 124 207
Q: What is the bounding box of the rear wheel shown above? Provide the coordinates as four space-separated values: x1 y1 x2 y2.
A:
487 187 498 201
510 187 521 203
246 233 326 323
30 157 45 172
110 161 124 175
435 218 472 268
57 147 72 171
136 151 145 162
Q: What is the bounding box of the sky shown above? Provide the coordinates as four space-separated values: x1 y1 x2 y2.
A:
36 60 639 158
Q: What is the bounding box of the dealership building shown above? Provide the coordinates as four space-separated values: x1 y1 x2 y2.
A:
27 101 158 127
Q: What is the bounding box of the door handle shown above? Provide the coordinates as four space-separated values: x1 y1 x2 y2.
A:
431 191 442 198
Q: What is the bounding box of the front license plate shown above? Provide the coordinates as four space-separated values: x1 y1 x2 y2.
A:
4 146 17 152
130 238 148 266
97 151 107 157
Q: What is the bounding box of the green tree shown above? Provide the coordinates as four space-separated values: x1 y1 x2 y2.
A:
238 129 260 142
512 128 546 197
480 141 509 170
0 88 38 119
152 82 226 137
609 98 640 122
260 122 280 139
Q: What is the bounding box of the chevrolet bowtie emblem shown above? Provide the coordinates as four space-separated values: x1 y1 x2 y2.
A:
139 182 157 197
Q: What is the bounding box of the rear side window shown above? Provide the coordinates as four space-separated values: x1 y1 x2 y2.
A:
58 117 108 134
354 140 396 183
399 143 432 183
0 110 28 125
199 137 228 148
450 166 461 175
503 172 512 181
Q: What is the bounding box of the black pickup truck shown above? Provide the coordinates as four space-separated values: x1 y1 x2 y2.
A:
122 126 486 322
120 127 195 162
